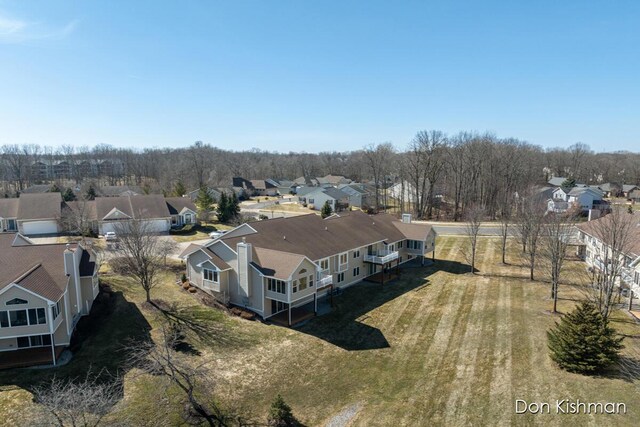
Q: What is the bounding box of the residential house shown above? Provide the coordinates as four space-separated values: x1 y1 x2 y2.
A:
0 234 99 367
388 181 418 203
630 189 640 203
298 187 350 211
316 175 352 186
623 185 640 198
186 187 223 202
576 212 640 300
548 176 569 187
95 185 143 197
166 197 198 227
293 176 319 187
20 185 53 194
337 183 373 208
0 199 19 233
92 195 196 234
180 211 437 325
232 177 278 197
567 187 605 212
16 193 63 235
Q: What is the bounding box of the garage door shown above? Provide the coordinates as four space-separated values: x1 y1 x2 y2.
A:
21 220 59 235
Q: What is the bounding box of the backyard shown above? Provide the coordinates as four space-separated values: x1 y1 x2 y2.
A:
0 236 638 426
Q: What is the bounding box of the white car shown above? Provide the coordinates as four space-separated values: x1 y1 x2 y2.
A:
209 230 226 239
104 231 117 241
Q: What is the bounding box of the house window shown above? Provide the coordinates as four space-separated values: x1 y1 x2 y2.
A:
353 249 360 258
319 258 329 271
203 269 219 283
7 219 17 231
0 312 8 328
185 213 193 224
309 198 315 204
293 280 298 293
267 278 286 294
298 277 308 291
9 310 28 327
308 275 314 288
353 267 360 277
397 241 403 249
338 252 348 270
6 298 28 305
337 272 345 283
52 301 61 320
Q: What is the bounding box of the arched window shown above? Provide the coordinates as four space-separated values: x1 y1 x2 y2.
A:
6 298 28 305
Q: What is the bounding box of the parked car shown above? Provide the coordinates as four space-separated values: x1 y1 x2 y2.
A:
104 231 117 241
209 230 226 239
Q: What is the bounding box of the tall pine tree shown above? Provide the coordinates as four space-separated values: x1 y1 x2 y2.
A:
547 301 624 374
195 186 214 222
216 192 229 223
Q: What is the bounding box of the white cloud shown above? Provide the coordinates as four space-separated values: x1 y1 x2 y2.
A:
0 10 78 44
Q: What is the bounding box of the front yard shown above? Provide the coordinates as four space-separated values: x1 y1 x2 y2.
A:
0 236 638 426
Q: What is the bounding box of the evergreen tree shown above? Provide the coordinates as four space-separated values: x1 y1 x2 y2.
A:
547 301 624 374
195 186 214 222
267 394 299 427
173 181 187 197
216 192 229 223
321 200 333 218
49 183 62 193
560 177 576 189
229 192 240 219
85 185 97 201
62 187 77 202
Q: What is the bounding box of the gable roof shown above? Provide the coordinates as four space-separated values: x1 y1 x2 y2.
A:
17 193 62 220
577 212 640 257
0 234 82 301
165 197 197 215
548 177 568 186
568 187 603 197
0 198 19 218
95 195 170 220
252 248 307 280
322 187 349 200
220 210 432 262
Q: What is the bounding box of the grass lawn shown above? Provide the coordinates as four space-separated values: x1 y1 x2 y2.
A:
170 222 235 243
1 237 638 426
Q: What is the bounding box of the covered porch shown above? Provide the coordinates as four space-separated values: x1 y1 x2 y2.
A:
268 296 319 327
0 346 65 370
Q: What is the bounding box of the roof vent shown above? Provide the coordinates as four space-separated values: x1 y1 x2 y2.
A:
372 222 375 225
283 235 286 240
242 237 246 243
325 226 328 231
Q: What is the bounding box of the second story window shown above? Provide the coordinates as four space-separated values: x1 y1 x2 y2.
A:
353 249 360 258
319 258 329 271
338 252 348 271
6 298 28 305
267 278 286 294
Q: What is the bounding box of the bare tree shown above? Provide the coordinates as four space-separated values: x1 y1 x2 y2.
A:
584 208 637 319
111 220 175 303
127 324 231 426
61 197 96 240
463 204 485 274
515 187 547 280
32 372 122 427
363 143 394 212
540 212 578 312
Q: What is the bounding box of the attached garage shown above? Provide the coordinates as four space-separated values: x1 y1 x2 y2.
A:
20 220 59 236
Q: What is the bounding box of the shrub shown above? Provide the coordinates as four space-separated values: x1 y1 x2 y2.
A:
169 224 196 235
268 394 299 427
547 301 624 374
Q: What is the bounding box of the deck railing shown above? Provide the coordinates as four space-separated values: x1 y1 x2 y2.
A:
364 250 399 264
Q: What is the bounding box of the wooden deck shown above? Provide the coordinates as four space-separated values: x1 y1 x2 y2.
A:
0 346 65 370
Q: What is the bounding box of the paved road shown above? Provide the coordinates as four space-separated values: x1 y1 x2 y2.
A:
427 223 510 236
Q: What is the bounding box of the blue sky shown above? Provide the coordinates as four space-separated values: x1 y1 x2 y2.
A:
0 1 639 153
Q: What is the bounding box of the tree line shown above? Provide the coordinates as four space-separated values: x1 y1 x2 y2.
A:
2 134 639 220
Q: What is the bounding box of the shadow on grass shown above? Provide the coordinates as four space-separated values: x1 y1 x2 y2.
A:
0 283 153 392
150 300 244 349
296 259 472 351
